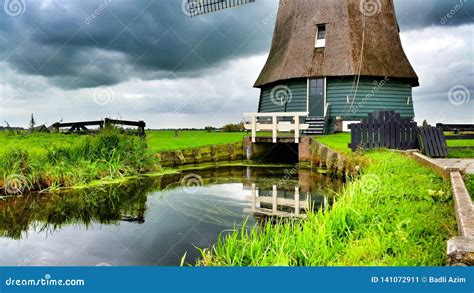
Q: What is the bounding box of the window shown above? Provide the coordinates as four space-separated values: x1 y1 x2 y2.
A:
315 24 326 48
317 25 326 40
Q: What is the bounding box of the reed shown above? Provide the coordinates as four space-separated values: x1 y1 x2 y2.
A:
199 151 457 266
466 175 474 199
0 129 158 193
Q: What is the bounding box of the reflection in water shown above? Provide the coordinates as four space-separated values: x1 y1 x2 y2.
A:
246 185 321 218
0 166 342 266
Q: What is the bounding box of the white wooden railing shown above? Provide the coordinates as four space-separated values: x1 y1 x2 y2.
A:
244 184 310 218
243 112 309 143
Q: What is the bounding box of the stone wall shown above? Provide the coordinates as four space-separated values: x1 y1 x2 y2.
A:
299 137 358 177
157 142 244 167
447 172 474 266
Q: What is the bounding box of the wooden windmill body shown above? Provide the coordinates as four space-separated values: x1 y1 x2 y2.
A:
188 0 418 134
256 0 418 134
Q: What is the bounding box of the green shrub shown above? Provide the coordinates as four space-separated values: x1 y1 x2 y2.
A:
1 129 157 192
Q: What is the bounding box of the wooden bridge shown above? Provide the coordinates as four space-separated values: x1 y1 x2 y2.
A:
243 112 310 143
51 118 146 137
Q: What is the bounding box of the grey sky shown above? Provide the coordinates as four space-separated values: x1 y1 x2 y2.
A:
1 0 473 128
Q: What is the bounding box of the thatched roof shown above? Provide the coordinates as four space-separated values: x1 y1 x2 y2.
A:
255 0 419 87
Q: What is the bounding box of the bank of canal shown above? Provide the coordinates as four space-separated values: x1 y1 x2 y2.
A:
0 165 342 266
200 150 458 266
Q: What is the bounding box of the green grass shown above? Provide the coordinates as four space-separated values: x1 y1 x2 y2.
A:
466 175 474 199
314 133 474 158
447 139 474 147
146 130 246 152
0 132 90 158
447 149 474 158
0 129 158 192
199 151 456 266
446 140 474 158
316 133 352 154
0 130 248 192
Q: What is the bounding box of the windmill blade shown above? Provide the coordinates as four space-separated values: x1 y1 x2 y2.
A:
186 0 255 17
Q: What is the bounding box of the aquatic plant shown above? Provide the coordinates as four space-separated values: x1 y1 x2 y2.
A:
199 151 457 266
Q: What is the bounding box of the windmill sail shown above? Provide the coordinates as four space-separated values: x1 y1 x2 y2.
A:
186 0 255 17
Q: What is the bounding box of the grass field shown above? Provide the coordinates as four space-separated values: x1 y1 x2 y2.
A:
316 133 352 154
200 151 457 266
1 129 470 193
0 130 461 266
316 133 473 158
447 139 474 147
146 130 246 152
0 130 248 193
0 130 157 192
446 139 474 158
0 130 247 155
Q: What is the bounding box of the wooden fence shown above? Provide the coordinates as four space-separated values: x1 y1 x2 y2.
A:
348 111 418 152
417 126 448 158
52 118 146 137
436 123 474 140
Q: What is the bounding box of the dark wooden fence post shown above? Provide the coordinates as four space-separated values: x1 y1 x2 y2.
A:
349 111 420 152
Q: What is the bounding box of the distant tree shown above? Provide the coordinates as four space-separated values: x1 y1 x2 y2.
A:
204 126 215 133
4 121 10 128
422 120 429 127
222 123 244 132
29 114 36 130
238 121 246 131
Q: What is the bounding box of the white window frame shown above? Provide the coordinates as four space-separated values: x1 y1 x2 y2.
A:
315 24 326 48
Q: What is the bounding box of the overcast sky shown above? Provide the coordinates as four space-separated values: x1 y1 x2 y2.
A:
0 0 473 128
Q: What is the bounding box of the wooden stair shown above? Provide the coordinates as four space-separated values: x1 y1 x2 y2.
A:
302 117 326 136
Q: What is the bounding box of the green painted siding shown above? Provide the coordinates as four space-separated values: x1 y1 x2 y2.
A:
258 77 415 121
259 79 307 113
326 77 414 119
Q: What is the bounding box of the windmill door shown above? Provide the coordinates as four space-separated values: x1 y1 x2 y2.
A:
308 78 325 117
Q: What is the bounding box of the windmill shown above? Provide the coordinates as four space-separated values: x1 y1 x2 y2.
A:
185 0 256 17
188 0 418 136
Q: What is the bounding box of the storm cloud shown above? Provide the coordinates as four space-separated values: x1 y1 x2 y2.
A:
0 0 473 127
1 0 472 89
0 0 277 89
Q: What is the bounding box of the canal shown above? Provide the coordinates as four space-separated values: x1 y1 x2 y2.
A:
0 166 343 266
